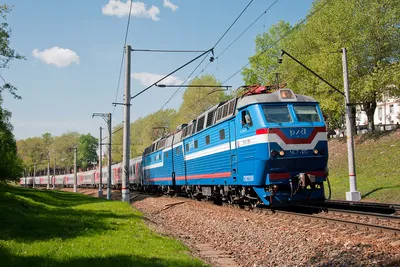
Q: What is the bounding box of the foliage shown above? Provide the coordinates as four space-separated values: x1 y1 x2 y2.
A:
0 183 207 266
17 132 100 174
174 74 229 126
0 5 24 99
242 0 400 130
0 96 23 180
77 133 98 169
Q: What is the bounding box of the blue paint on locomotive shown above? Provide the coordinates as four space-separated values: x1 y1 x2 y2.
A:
140 88 329 206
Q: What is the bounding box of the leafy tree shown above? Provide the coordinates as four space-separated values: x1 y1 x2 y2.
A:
0 95 23 180
0 5 24 99
174 74 229 126
242 0 400 130
49 132 79 173
242 21 292 85
77 133 98 169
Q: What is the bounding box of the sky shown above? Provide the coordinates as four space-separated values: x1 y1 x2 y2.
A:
2 0 315 140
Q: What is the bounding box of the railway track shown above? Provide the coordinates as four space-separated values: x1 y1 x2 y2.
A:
131 190 400 240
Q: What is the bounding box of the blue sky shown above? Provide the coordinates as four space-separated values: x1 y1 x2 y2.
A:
2 0 314 140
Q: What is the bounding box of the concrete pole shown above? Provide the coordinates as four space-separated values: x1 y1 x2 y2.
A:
73 147 78 193
47 160 50 190
107 113 112 200
342 48 361 201
122 44 131 202
98 127 103 198
33 164 36 189
53 158 56 190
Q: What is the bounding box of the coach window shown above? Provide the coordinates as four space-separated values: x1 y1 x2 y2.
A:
165 151 168 158
194 140 198 149
219 129 225 140
205 135 210 145
186 143 189 152
176 147 180 155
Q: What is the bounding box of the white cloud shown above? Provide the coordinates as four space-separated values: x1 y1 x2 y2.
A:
32 47 80 67
132 72 182 86
102 0 160 21
163 0 178 12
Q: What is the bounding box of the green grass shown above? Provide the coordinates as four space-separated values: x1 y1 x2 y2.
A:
0 183 207 267
328 129 400 203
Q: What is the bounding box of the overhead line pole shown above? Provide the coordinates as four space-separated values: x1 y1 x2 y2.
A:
47 159 50 190
92 113 112 200
107 113 112 200
53 158 56 190
73 146 77 193
33 163 36 189
342 48 361 201
98 127 103 198
122 44 131 202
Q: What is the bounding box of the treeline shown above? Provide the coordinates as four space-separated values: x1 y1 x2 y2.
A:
242 0 400 130
17 133 98 175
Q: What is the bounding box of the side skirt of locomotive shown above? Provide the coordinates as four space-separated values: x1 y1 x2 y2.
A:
139 178 326 207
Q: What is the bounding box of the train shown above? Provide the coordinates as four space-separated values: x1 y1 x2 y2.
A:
21 86 329 206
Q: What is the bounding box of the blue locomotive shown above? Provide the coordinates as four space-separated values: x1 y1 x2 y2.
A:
21 86 329 207
141 85 328 206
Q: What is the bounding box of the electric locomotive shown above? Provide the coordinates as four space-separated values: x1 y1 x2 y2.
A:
142 85 329 206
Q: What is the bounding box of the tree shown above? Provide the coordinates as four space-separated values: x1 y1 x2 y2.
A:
0 95 23 180
0 5 24 99
242 21 292 85
49 132 79 173
242 0 400 130
174 74 229 126
77 133 98 169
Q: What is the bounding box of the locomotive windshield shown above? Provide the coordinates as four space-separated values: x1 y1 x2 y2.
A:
293 105 321 122
263 104 321 123
262 106 292 123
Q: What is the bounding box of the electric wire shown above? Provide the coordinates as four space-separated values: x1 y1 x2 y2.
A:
193 0 280 81
112 0 133 115
213 0 254 48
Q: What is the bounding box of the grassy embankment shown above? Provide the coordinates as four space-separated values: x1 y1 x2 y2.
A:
328 129 400 203
0 183 206 267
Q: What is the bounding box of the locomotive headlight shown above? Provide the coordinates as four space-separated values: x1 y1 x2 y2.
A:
279 150 285 156
270 150 277 157
313 149 319 155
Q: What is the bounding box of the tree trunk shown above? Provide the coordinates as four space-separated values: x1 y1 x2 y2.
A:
362 102 377 132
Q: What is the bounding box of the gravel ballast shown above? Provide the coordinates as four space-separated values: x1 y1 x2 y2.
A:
133 195 400 267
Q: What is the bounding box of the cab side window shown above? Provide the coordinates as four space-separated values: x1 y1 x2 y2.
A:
241 110 253 127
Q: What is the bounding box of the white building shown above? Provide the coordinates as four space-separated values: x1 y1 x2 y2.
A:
356 96 400 128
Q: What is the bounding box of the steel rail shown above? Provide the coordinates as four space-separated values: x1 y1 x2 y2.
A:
273 210 400 236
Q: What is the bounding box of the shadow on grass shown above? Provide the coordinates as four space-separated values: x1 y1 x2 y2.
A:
0 184 140 242
0 246 202 267
362 185 400 198
0 184 105 207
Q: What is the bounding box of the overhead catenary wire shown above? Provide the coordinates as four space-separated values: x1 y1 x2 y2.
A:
213 0 255 49
193 0 280 80
130 49 213 100
112 0 133 115
142 0 256 119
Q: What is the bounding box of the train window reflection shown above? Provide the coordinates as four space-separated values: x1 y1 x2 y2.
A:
293 105 321 122
263 105 292 123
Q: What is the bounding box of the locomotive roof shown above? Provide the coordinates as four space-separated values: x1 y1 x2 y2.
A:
236 88 317 109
